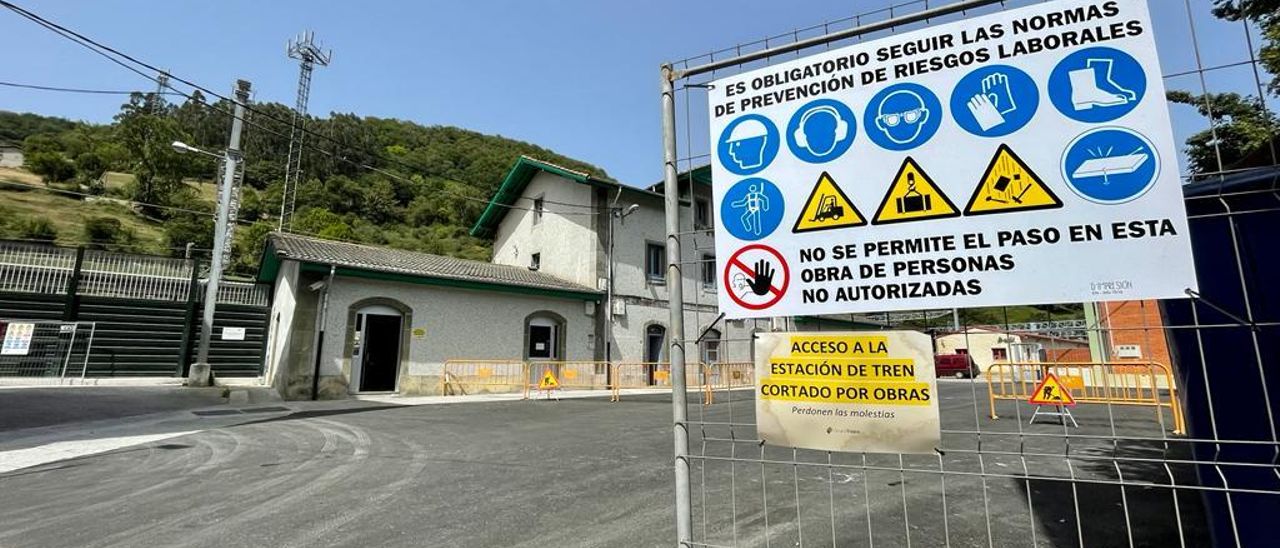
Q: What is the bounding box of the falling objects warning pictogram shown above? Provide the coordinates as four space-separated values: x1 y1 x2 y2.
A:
792 172 866 233
538 368 560 391
872 157 961 225
723 244 790 311
1028 373 1077 406
964 144 1063 216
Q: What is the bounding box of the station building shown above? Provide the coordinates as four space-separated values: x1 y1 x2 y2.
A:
259 157 780 398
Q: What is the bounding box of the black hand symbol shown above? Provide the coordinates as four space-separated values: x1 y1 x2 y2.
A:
748 260 774 296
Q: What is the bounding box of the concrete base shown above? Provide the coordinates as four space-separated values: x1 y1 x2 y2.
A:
186 363 214 387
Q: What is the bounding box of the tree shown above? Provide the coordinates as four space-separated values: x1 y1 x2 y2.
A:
75 151 108 185
1212 0 1280 93
1168 91 1280 173
113 93 193 213
83 217 125 248
163 212 214 257
24 151 76 184
1173 1 1280 174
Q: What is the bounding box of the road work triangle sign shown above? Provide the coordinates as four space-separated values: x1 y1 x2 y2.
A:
964 144 1063 216
538 368 559 390
872 157 960 225
792 172 866 233
1028 373 1076 406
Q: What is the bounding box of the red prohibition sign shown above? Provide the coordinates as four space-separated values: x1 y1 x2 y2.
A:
723 243 790 311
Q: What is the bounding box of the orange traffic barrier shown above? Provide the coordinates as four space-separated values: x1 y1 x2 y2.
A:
524 361 613 394
986 361 1185 434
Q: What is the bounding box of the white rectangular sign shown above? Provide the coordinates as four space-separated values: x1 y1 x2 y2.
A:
1 322 35 356
220 327 246 341
709 0 1197 319
755 331 940 454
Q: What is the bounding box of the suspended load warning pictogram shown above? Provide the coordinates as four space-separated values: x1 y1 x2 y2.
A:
1028 373 1076 406
792 172 866 233
872 157 960 225
538 368 560 391
964 144 1063 216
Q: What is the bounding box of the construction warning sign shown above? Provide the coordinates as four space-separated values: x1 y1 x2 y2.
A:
538 369 560 391
964 145 1062 215
793 172 865 233
754 331 940 454
872 158 959 225
707 0 1197 319
1028 373 1077 406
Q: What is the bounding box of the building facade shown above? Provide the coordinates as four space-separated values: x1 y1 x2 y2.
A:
261 157 772 399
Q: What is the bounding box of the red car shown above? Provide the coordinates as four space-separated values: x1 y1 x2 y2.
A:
935 354 980 379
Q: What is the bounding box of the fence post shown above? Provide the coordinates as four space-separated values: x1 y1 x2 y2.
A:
177 258 202 376
61 246 85 321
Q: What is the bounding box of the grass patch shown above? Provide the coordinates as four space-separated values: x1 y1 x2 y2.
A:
0 185 167 253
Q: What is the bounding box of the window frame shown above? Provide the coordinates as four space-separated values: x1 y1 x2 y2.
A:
645 241 666 284
532 195 545 225
694 198 712 229
700 253 716 289
529 252 541 271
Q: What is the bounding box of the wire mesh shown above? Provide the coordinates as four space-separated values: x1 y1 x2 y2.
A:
0 320 95 383
662 0 1280 546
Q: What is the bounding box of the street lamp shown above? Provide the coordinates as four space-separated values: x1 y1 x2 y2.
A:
606 202 640 365
179 80 252 387
171 140 221 158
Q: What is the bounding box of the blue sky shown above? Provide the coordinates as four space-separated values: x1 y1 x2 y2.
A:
0 0 1272 185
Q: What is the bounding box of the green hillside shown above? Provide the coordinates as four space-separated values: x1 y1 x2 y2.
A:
0 95 609 273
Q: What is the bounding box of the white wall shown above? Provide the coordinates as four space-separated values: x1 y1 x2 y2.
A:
491 172 600 289
264 260 299 392
936 331 1022 373
317 276 596 390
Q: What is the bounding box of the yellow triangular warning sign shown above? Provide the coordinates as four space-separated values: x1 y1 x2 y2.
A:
792 172 866 233
964 144 1063 216
872 157 960 225
1028 373 1076 406
538 368 559 390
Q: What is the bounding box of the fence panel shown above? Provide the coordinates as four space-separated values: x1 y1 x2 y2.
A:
0 320 95 383
441 360 528 396
660 1 1280 546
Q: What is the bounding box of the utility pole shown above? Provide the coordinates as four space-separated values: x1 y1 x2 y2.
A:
279 31 332 232
189 79 251 387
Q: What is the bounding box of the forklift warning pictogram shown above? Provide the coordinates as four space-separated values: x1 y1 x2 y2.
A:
723 244 790 311
792 172 866 233
964 144 1063 216
872 157 960 225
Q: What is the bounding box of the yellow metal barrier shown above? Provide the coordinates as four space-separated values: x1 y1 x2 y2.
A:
986 361 1185 434
525 361 613 394
703 362 754 404
440 360 528 398
442 359 757 404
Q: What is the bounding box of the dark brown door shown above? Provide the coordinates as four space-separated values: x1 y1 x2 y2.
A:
359 314 402 392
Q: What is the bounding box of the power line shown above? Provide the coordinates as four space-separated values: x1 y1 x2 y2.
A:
0 0 603 216
0 80 180 96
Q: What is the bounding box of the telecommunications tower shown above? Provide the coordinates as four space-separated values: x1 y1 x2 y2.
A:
279 31 332 231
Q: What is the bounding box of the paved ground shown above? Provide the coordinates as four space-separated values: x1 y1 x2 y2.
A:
0 381 1207 547
0 386 229 432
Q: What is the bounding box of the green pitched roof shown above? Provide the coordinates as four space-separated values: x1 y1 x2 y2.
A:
469 156 669 238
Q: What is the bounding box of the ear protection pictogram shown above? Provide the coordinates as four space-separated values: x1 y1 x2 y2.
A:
793 105 849 154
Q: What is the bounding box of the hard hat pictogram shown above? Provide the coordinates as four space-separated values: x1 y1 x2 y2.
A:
964 144 1063 216
792 172 866 233
872 157 960 225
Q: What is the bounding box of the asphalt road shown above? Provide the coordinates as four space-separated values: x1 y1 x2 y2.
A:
0 382 1206 548
0 386 227 432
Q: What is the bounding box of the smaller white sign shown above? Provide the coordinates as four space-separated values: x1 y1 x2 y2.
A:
1115 344 1142 358
1 323 35 356
755 331 940 454
221 327 246 341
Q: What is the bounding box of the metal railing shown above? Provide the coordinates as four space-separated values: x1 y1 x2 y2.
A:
440 360 757 403
986 361 1187 434
0 241 268 306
